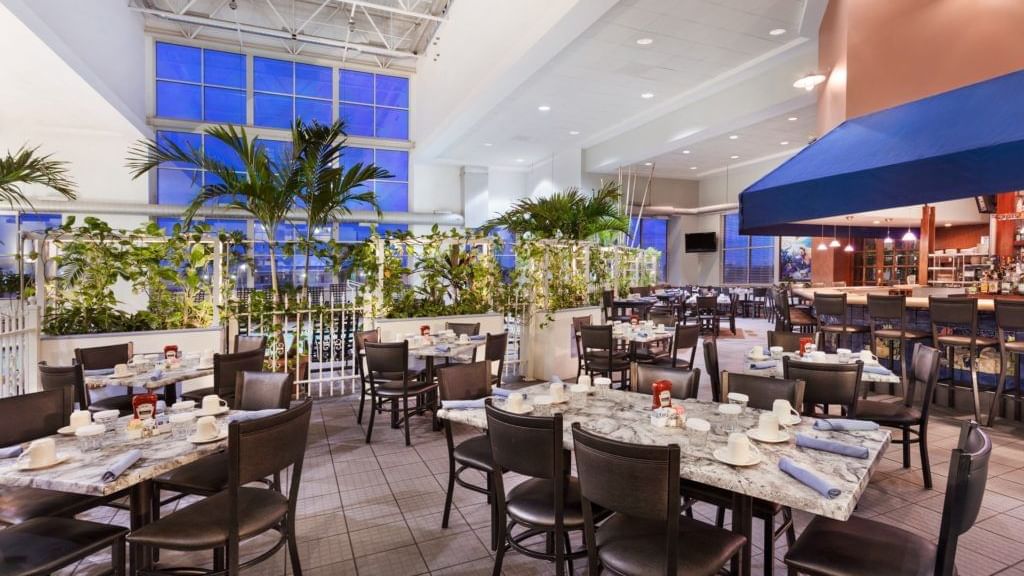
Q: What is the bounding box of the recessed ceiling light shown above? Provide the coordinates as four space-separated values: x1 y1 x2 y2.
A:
730 155 740 159
769 28 786 36
945 222 953 227
682 150 691 154
643 162 653 166
640 92 655 99
728 134 739 140
483 143 493 147
537 105 551 112
569 130 580 135
787 116 798 121
636 37 653 45
515 158 524 163
779 141 789 146
689 166 698 170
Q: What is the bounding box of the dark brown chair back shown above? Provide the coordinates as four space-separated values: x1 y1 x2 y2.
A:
696 296 717 315
768 330 820 353
74 343 132 370
866 293 907 324
38 361 88 409
354 329 379 379
446 322 480 337
234 371 292 410
581 325 614 365
935 421 992 576
214 347 267 404
484 332 507 381
905 345 941 417
633 286 652 297
234 334 267 353
814 292 848 319
930 296 979 330
572 423 680 576
648 309 676 328
364 341 410 388
0 387 75 446
703 339 721 403
721 372 804 411
995 299 1024 331
783 357 863 417
438 361 491 402
602 289 615 319
671 324 699 368
634 365 700 400
486 403 563 481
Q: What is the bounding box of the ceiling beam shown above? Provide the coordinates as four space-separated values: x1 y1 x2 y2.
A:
333 0 447 23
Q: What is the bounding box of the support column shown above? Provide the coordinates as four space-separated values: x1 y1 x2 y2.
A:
917 205 935 283
995 192 1018 259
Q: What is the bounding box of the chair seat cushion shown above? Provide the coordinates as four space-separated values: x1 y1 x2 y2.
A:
128 487 288 551
0 487 99 526
785 515 937 576
790 310 816 325
874 328 930 340
856 400 921 425
154 452 228 495
453 435 493 472
587 358 631 372
373 379 439 397
506 477 586 529
820 325 870 334
596 513 745 576
0 517 126 576
936 335 998 348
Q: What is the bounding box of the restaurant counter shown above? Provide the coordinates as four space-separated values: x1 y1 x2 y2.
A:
790 285 1007 312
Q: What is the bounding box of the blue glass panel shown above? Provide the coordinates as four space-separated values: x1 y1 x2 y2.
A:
155 218 181 234
375 108 409 140
375 75 409 108
205 219 248 235
253 92 293 128
723 249 747 284
339 69 373 103
19 213 61 228
156 131 201 168
295 63 332 99
374 149 408 181
341 146 374 170
375 181 408 212
203 136 244 171
723 213 746 249
295 97 332 126
377 224 408 235
339 103 374 137
156 81 201 120
156 42 200 82
203 87 245 123
257 139 292 165
203 49 245 88
749 247 774 284
253 57 293 93
338 223 368 242
157 168 201 205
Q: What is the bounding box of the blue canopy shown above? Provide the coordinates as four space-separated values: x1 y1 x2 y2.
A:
739 69 1024 235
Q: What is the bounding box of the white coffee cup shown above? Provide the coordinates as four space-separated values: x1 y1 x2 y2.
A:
769 346 784 360
201 395 228 413
837 348 852 363
773 399 800 423
758 413 781 438
550 382 566 402
860 350 878 364
657 324 666 332
749 346 764 359
507 392 524 412
69 409 92 430
459 333 470 343
809 350 827 362
113 363 132 377
727 432 758 462
577 375 592 387
195 416 220 441
17 438 56 468
169 400 196 413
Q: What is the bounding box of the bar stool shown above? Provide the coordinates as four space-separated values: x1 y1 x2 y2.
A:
988 299 1024 426
866 294 931 396
929 296 997 423
774 287 815 333
815 292 869 353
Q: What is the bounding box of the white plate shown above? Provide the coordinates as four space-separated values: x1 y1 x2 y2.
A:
16 454 71 471
195 406 230 417
57 426 81 436
779 414 802 427
188 430 228 444
712 448 762 467
108 373 137 380
500 402 534 415
745 353 770 361
746 429 791 444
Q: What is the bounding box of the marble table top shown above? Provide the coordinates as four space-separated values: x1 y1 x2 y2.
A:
612 329 673 344
740 353 901 384
407 337 480 359
0 413 230 496
86 364 213 391
438 384 890 521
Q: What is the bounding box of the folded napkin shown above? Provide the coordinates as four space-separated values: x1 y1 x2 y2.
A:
442 399 486 410
862 364 894 376
469 335 486 341
550 375 562 384
228 409 285 423
491 387 513 398
435 344 451 353
84 368 115 377
749 360 777 370
796 434 869 459
779 457 841 499
149 369 165 381
813 419 880 432
0 445 23 459
102 449 142 483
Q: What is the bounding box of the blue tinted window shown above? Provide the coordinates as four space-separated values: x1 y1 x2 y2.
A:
156 81 201 120
156 43 200 82
339 70 373 103
203 49 245 88
339 103 374 137
253 93 293 128
253 57 292 93
257 139 292 165
157 43 246 123
203 136 243 171
155 218 181 234
295 63 331 99
375 150 408 181
375 108 409 140
157 169 201 204
634 217 667 280
156 131 201 168
295 97 331 125
338 70 408 139
721 213 775 284
205 219 248 234
342 146 374 169
375 182 409 212
203 87 245 123
375 75 408 108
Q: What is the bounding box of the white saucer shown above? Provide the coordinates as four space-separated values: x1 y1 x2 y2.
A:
746 429 791 444
188 430 228 444
109 373 137 380
712 448 762 467
745 354 770 362
195 406 229 417
500 402 534 415
57 426 81 436
16 454 71 471
779 414 802 427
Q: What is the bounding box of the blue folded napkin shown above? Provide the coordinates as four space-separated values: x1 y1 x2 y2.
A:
550 375 562 384
103 449 142 483
863 364 894 376
149 368 165 381
84 368 115 377
0 445 23 459
442 399 486 410
435 344 451 353
813 419 880 432
469 335 486 341
796 434 869 459
228 409 285 423
749 360 777 370
779 457 841 499
491 387 513 398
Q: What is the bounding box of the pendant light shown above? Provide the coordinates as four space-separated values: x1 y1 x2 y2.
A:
902 228 917 242
883 218 894 245
829 224 841 248
816 224 828 251
844 224 854 252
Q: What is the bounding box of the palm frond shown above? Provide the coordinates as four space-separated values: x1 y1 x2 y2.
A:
0 145 77 208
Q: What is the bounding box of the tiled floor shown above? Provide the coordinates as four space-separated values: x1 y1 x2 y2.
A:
61 317 1024 575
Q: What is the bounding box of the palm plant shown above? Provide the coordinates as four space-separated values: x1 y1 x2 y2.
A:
480 181 628 240
0 145 77 207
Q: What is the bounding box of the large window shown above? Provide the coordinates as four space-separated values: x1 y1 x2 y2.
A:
339 70 409 140
722 213 774 284
343 147 409 212
154 130 254 205
630 216 668 281
253 57 332 128
155 42 245 123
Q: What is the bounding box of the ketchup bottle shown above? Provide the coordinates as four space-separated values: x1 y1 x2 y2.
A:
651 379 673 408
133 391 159 421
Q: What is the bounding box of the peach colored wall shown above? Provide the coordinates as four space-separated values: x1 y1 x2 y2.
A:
816 0 848 134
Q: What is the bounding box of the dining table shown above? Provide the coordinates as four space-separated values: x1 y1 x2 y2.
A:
611 325 673 362
0 410 233 572
740 352 902 386
612 296 659 320
85 358 215 405
401 334 486 430
438 384 891 576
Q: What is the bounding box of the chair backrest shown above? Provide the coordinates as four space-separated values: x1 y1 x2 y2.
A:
767 330 820 353
486 402 563 481
672 324 699 354
905 345 941 418
38 361 88 409
935 421 992 576
814 292 848 319
446 322 480 337
703 339 722 403
214 346 267 402
438 361 491 401
783 357 863 416
602 289 614 311
484 332 507 378
634 365 700 400
648 309 676 327
234 334 267 353
995 299 1024 332
364 341 410 385
572 423 680 576
696 296 717 314
721 372 804 411
867 293 907 326
572 316 592 358
580 325 613 354
74 342 132 370
0 387 75 445
234 371 292 410
929 296 978 331
354 329 379 377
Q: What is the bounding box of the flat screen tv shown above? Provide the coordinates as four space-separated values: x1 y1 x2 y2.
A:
685 232 717 253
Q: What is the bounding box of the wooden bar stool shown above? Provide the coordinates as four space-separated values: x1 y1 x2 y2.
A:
988 299 1024 426
929 296 997 423
814 292 869 353
866 294 931 396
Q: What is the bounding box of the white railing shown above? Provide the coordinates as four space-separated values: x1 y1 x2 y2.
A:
0 303 39 398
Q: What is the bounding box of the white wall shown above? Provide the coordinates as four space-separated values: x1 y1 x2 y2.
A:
526 147 583 198
409 162 462 234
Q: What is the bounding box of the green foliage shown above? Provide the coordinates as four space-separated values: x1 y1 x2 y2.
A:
0 145 76 209
480 181 628 241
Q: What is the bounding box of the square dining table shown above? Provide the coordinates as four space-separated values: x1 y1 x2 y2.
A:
611 326 673 362
740 353 902 386
438 384 890 576
85 361 214 405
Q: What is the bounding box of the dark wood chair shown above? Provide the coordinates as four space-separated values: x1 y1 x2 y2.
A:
74 342 135 415
930 296 997 423
364 341 439 446
866 293 930 395
814 292 869 352
703 338 722 403
695 296 720 336
768 330 822 354
233 334 267 353
632 364 701 400
571 316 592 379
581 325 630 389
988 299 1024 425
0 517 126 576
784 420 991 576
603 289 629 323
181 346 267 407
354 328 379 424
783 356 863 418
446 322 481 363
484 332 508 387
774 288 815 333
572 423 745 576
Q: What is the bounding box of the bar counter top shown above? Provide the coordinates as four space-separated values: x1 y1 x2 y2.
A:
790 285 1013 312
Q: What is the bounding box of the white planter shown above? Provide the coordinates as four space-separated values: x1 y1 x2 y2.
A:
524 306 601 381
374 312 505 344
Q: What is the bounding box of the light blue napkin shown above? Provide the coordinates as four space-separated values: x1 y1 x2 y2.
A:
796 434 869 459
469 335 486 341
749 360 777 370
550 375 562 384
0 445 23 459
435 344 451 353
149 368 165 381
228 409 285 423
442 399 486 410
779 457 841 499
491 387 513 398
84 368 115 377
813 419 880 432
103 449 142 483
863 364 894 376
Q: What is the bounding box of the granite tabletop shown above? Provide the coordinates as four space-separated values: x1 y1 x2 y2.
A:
406 335 481 359
86 363 213 391
438 384 890 521
740 352 901 384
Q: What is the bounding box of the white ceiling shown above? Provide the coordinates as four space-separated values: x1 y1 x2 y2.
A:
797 198 991 229
440 0 810 168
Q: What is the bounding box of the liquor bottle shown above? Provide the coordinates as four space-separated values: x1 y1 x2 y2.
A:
980 272 989 294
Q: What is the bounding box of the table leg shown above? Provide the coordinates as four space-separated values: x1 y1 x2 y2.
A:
426 357 441 431
731 492 752 576
163 382 178 406
129 480 154 573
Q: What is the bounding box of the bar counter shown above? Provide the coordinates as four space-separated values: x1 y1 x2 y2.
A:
790 285 1021 312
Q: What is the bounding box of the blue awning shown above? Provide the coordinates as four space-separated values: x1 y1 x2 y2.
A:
739 69 1024 235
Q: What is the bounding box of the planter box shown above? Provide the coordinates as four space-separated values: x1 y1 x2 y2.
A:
524 306 601 381
374 312 505 342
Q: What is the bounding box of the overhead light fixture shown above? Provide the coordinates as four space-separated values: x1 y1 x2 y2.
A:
817 225 828 251
729 134 739 140
689 166 698 170
769 28 786 36
537 105 551 112
872 220 880 225
884 219 894 244
793 72 827 91
682 150 691 154
730 155 740 160
641 92 655 99
844 222 854 252
902 228 917 242
483 142 493 147
779 141 789 146
569 130 580 135
643 162 653 166
636 37 653 45
787 116 799 122
944 222 952 227
829 225 841 248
